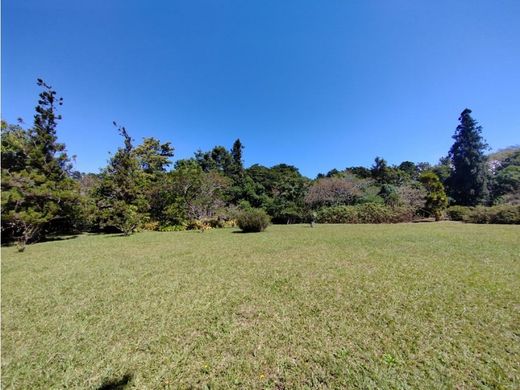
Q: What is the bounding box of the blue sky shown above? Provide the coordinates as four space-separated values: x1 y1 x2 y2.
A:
2 0 519 177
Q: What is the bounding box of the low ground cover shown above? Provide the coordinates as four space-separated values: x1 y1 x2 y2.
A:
2 223 519 388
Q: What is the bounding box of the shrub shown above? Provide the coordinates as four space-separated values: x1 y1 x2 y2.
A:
223 219 237 228
206 218 226 228
356 203 393 223
357 193 384 205
316 205 358 223
388 206 416 223
446 206 472 221
142 221 161 231
186 219 211 231
159 224 186 232
459 205 520 224
464 206 492 224
316 203 415 224
237 208 270 232
490 205 520 224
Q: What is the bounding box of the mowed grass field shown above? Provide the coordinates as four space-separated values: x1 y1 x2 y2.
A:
2 223 519 389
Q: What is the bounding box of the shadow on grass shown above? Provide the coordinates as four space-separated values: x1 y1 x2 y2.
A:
102 233 130 238
39 235 79 243
1 234 79 248
97 373 132 390
412 218 436 223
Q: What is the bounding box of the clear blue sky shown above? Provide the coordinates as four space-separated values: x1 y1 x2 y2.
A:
2 0 519 177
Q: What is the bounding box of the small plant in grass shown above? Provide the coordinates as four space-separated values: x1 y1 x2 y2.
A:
382 353 397 365
237 208 270 232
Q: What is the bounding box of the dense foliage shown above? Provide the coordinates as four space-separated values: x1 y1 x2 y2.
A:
420 172 448 221
1 80 80 250
236 208 271 232
2 82 519 248
447 205 520 224
447 109 489 206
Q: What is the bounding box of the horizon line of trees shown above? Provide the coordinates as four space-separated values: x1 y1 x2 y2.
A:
2 80 520 250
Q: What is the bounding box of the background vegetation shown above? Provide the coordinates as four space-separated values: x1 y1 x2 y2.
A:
2 80 520 249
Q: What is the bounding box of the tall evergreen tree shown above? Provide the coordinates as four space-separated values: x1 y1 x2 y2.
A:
1 80 79 250
448 109 489 205
231 138 244 173
93 123 147 235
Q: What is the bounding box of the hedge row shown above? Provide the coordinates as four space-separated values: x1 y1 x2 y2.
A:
447 205 520 224
316 203 415 224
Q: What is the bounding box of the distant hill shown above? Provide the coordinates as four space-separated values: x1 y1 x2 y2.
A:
488 145 520 162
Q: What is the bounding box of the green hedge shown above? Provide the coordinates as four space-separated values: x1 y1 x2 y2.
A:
447 205 520 224
316 203 414 224
446 206 472 221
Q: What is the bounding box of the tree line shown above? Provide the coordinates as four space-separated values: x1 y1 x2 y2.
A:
2 80 519 250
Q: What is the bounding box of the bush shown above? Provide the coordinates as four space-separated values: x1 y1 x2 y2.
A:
186 219 211 231
205 218 226 228
316 205 358 223
142 221 161 231
490 205 520 224
455 205 520 224
223 219 237 228
356 203 393 223
446 206 472 221
237 208 270 232
388 206 416 223
463 206 491 224
159 224 186 232
316 203 415 224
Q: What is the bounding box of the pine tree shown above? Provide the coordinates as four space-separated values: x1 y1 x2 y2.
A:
93 123 147 235
231 138 244 173
1 80 79 251
448 109 489 206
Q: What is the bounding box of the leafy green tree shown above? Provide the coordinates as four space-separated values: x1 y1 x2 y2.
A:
134 137 174 222
432 156 451 186
134 137 174 174
370 157 403 185
93 123 147 235
240 163 308 222
494 166 520 197
264 164 308 223
398 161 417 178
378 184 400 207
194 146 234 175
371 157 389 183
420 172 448 221
447 109 489 205
1 81 80 251
397 161 425 182
165 160 230 223
345 166 372 179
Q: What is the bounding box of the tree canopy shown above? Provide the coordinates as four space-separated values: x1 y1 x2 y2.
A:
2 81 518 248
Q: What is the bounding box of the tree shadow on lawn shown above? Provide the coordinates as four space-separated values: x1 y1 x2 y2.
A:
1 234 79 248
97 373 132 390
39 235 79 242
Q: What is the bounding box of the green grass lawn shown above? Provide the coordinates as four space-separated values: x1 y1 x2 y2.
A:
2 223 519 389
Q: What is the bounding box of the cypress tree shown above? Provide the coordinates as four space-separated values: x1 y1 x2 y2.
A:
448 109 489 206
